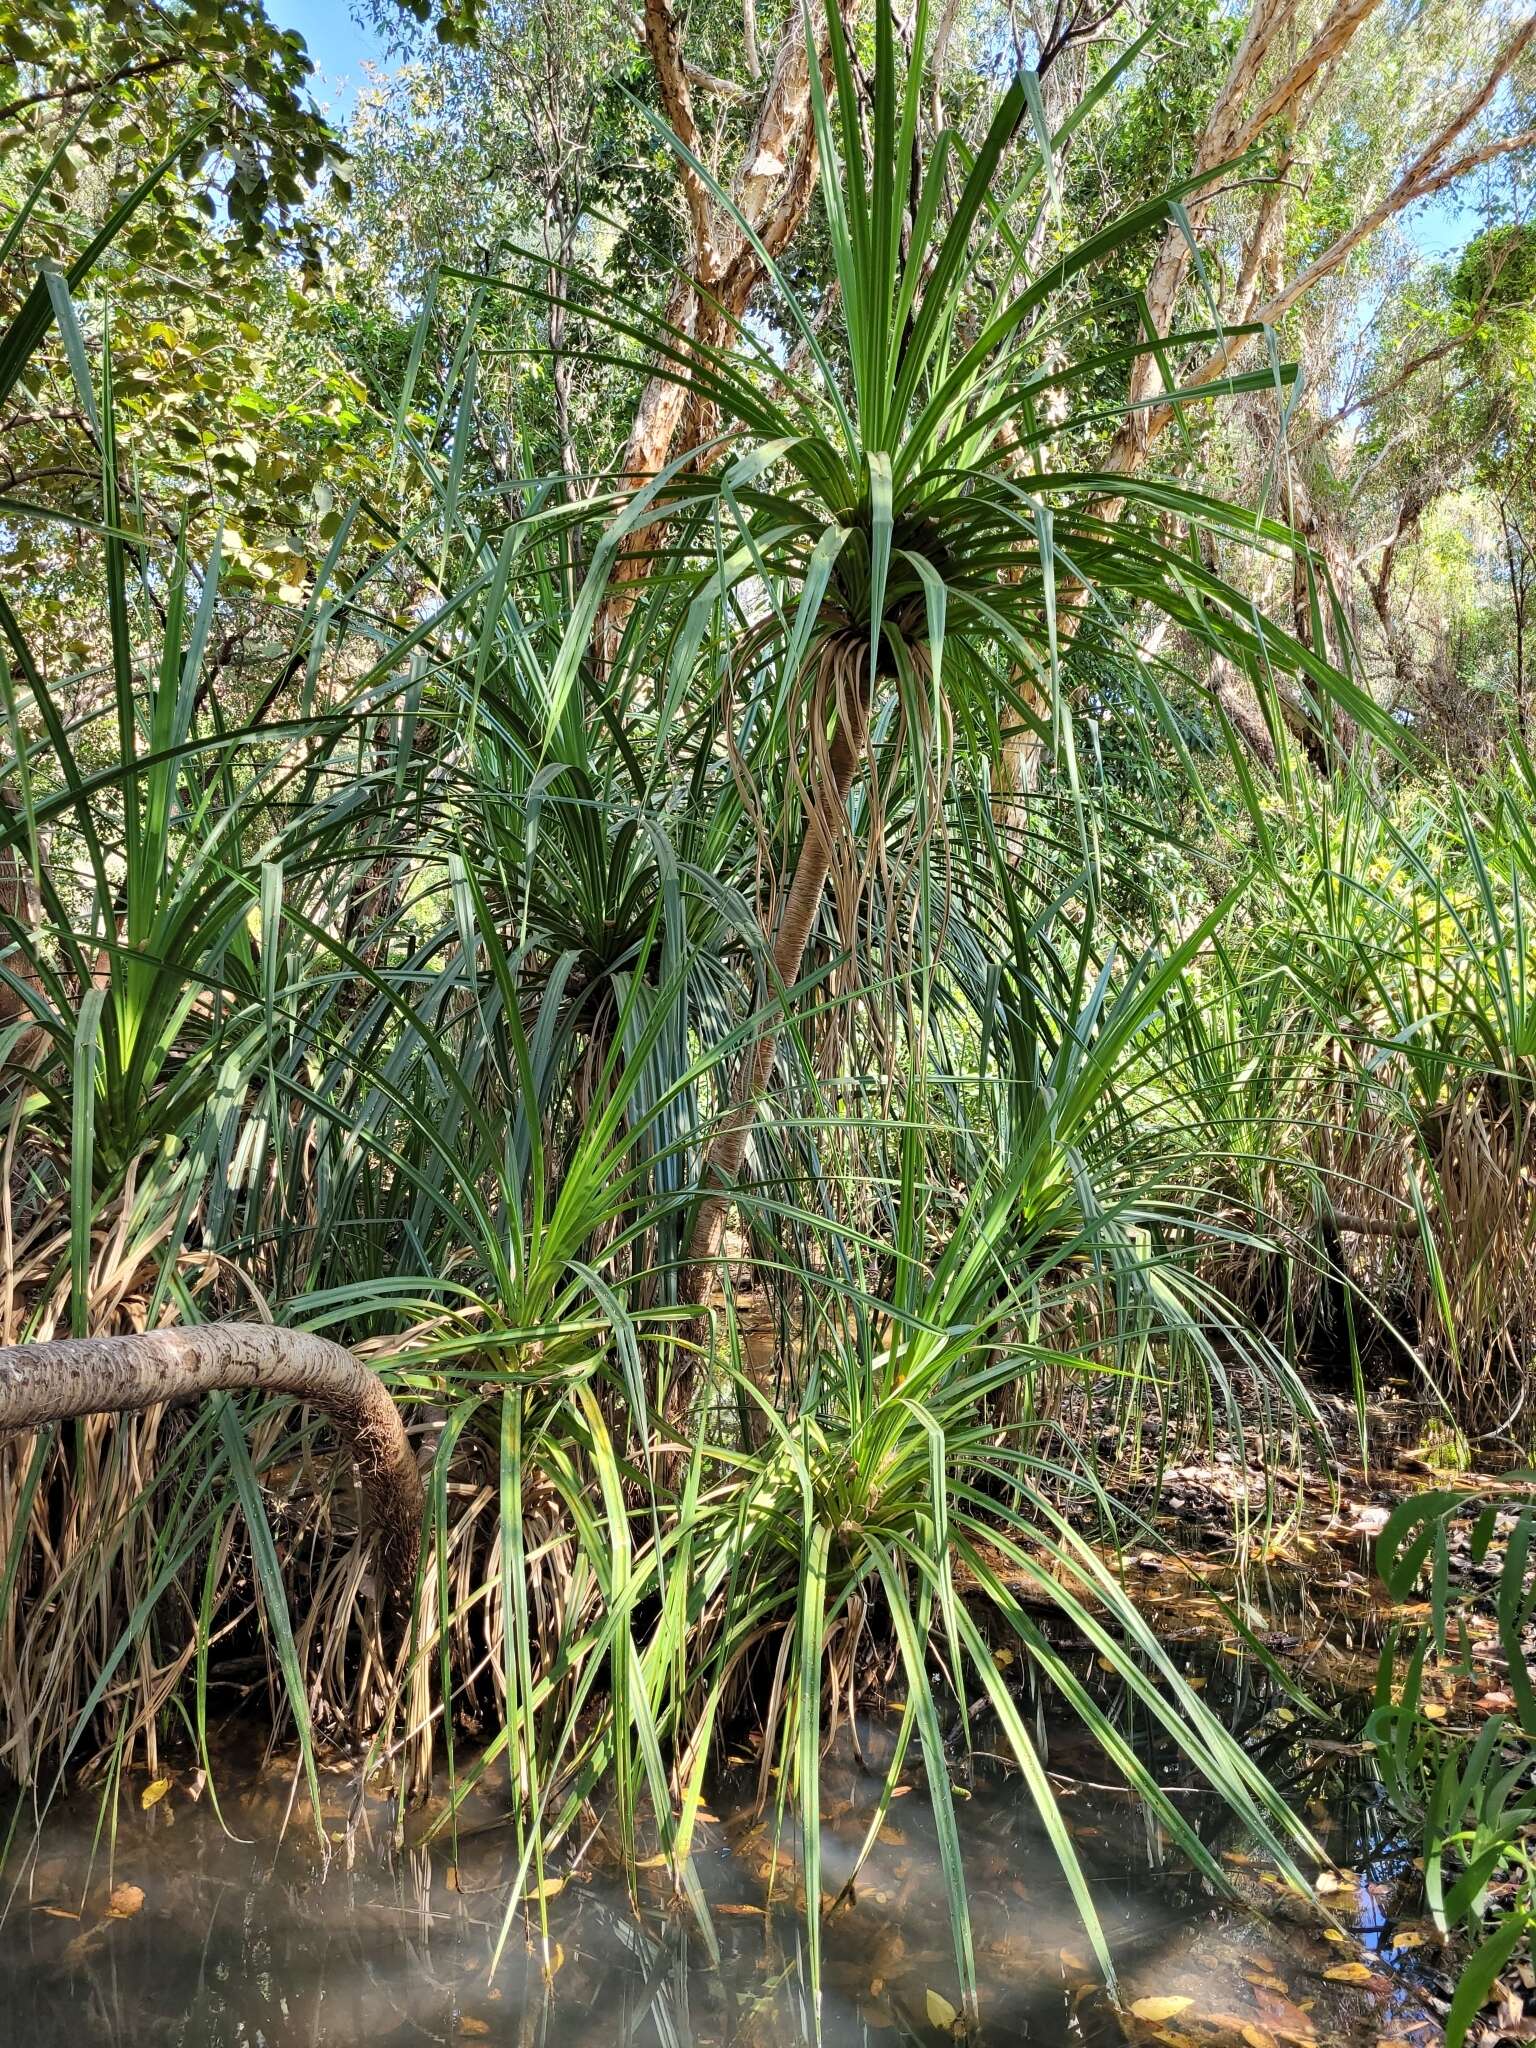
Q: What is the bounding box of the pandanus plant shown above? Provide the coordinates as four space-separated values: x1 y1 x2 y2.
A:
537 0 1392 1309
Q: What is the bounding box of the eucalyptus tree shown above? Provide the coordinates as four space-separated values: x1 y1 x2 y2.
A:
0 0 388 641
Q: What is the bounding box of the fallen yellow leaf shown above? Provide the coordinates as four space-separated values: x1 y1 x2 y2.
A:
1242 2029 1280 2048
1323 1961 1375 1984
457 2021 490 2038
925 1987 960 2031
1129 1996 1195 2021
140 1778 171 1811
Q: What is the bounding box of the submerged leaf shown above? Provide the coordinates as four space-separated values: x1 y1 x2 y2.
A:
1129 1995 1195 2021
925 1986 960 2030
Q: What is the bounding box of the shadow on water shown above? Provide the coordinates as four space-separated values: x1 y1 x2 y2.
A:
0 1659 1447 2047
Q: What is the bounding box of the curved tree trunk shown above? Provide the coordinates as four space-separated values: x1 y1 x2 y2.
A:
0 1325 423 1595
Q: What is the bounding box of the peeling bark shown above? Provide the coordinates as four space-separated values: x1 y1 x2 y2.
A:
1108 0 1382 477
597 0 852 661
1050 0 1536 783
1125 14 1536 462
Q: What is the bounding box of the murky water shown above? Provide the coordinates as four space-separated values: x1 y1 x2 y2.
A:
0 1693 1446 2048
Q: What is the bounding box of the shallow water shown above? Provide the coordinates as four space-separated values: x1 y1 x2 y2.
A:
0 1693 1446 2047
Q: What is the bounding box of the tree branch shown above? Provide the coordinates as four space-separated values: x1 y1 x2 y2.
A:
0 52 183 124
1133 15 1536 455
1166 117 1536 420
598 1 849 658
639 0 714 266
630 14 752 101
1229 0 1384 158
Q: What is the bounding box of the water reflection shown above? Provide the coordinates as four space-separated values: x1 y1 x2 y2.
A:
0 1710 1442 2047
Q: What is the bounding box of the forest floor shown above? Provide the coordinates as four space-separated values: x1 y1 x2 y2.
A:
5 1384 1533 2048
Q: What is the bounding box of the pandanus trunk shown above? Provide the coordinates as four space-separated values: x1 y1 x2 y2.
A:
0 1325 423 1596
0 781 48 1067
681 660 869 1309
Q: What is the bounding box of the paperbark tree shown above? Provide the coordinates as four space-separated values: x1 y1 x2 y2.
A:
596 0 857 659
1104 0 1387 481
1000 1 1536 796
1130 14 1536 454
